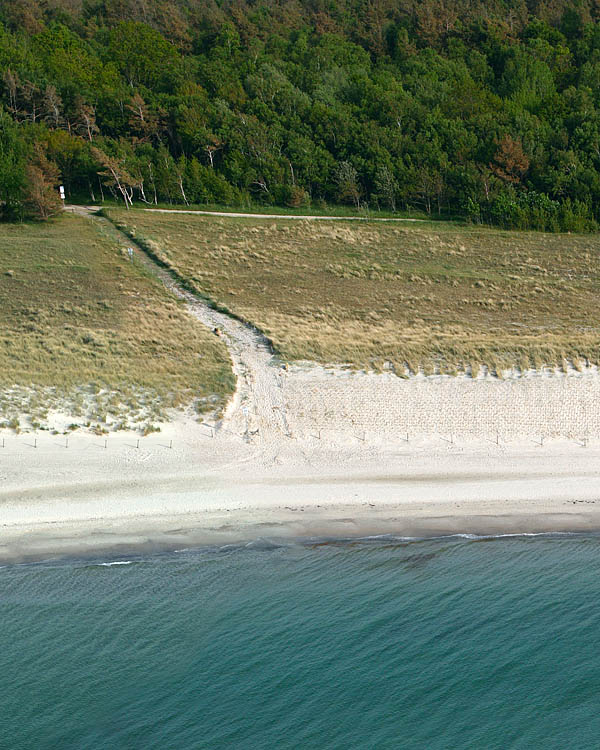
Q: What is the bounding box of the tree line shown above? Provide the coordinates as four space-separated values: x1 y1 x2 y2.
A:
1 0 600 230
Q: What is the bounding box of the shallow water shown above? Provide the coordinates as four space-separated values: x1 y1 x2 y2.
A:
1 533 600 749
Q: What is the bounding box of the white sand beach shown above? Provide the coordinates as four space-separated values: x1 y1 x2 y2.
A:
2 417 600 562
4 212 600 561
4 356 600 562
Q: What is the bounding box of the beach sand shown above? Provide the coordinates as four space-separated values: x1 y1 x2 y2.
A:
2 412 600 562
3 210 600 562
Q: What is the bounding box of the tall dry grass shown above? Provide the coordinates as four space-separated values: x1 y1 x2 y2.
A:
0 214 234 429
108 209 600 375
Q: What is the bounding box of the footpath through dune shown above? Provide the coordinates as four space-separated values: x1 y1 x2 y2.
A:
70 206 291 446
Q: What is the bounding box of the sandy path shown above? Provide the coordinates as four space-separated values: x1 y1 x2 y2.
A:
141 208 425 222
75 208 291 450
65 205 424 222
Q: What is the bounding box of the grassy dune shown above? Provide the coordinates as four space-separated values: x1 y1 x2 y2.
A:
109 208 600 375
0 214 234 430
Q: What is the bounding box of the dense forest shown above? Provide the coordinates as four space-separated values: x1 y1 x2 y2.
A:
2 0 600 229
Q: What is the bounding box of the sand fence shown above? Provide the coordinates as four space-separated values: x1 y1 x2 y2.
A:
280 367 600 442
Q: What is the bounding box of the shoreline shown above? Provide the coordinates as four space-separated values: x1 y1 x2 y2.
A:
3 425 600 563
4 500 600 565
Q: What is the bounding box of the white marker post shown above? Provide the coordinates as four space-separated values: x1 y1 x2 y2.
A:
127 247 134 263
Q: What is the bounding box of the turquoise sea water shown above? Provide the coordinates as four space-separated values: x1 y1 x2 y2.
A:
1 534 600 749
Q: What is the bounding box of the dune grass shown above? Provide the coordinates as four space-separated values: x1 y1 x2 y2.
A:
0 214 234 430
107 208 600 376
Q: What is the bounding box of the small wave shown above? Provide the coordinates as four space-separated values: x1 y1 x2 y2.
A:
96 561 134 567
451 532 540 540
350 531 569 544
357 531 578 545
356 534 420 542
487 532 557 538
450 531 574 541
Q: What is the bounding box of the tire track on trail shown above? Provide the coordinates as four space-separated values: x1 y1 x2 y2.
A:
69 206 292 444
